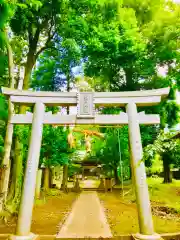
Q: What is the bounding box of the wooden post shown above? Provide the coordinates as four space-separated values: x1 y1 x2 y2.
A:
126 102 155 237
35 169 42 199
82 167 84 180
43 167 50 191
16 102 45 236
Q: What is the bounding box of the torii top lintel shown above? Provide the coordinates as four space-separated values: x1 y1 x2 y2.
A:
1 87 169 107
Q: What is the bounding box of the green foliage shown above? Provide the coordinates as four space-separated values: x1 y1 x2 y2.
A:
60 38 81 76
16 0 42 10
0 134 4 161
68 163 81 177
8 0 70 90
62 0 180 93
161 82 180 128
13 125 30 167
0 95 8 121
144 130 180 169
169 134 180 168
10 0 59 37
31 37 81 91
161 101 180 128
40 126 73 168
0 0 14 48
84 4 146 90
141 125 159 148
0 51 8 86
0 95 8 164
91 126 130 180
146 154 163 176
0 1 15 88
31 26 82 91
31 52 58 91
10 35 27 67
0 1 9 29
86 107 130 180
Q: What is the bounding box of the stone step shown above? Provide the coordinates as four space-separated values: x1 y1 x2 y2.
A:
81 188 104 191
36 235 55 240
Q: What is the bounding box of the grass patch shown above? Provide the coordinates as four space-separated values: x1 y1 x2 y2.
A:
115 177 180 213
43 188 63 196
99 177 180 235
147 177 180 213
34 198 46 205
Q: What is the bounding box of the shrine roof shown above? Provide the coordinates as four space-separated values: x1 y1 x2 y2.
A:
73 158 100 166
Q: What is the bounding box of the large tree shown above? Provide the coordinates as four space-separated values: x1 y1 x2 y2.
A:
144 131 180 183
144 82 180 183
1 0 70 214
62 0 179 92
10 0 68 89
31 36 81 191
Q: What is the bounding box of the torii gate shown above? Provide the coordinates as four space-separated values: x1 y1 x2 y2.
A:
1 87 169 240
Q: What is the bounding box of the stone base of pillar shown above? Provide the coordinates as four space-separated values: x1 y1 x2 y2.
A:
9 233 38 240
132 233 162 240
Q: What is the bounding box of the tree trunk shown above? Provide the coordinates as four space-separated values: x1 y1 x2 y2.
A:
82 167 84 181
5 28 15 89
61 164 68 192
6 138 23 213
50 167 55 187
4 95 28 214
7 42 15 88
124 68 135 91
61 105 69 191
163 157 172 183
7 157 16 202
114 167 120 185
61 74 71 192
0 100 14 211
0 30 15 211
23 52 35 90
43 168 50 191
3 29 45 215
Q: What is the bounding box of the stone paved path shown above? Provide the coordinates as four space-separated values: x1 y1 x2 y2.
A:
56 191 112 238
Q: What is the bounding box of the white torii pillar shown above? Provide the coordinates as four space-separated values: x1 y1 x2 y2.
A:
126 102 160 240
16 102 45 237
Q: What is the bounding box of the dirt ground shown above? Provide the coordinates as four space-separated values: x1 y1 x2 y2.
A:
0 191 77 235
99 191 180 235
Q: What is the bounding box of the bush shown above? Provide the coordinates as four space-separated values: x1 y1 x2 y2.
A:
146 155 163 176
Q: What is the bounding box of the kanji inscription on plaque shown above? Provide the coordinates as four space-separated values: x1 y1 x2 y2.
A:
77 92 95 118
